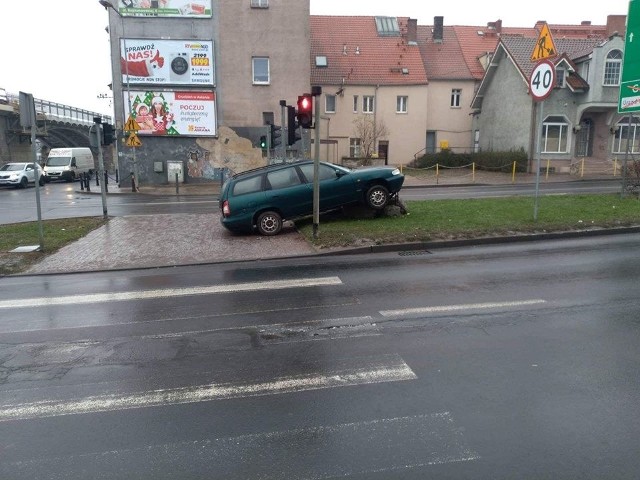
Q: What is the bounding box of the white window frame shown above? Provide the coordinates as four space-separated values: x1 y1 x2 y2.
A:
450 89 461 108
613 116 640 154
252 57 270 85
542 115 569 153
396 95 408 113
350 138 361 157
353 95 359 113
363 96 375 114
603 49 622 86
325 94 336 113
250 0 269 8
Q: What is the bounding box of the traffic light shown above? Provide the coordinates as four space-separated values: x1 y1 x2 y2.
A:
259 135 267 151
102 123 115 145
297 94 313 129
270 123 282 148
287 105 301 146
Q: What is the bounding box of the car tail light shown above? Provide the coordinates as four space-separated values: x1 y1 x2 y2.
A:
222 200 231 217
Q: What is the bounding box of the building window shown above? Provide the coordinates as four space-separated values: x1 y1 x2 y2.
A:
350 138 361 157
542 115 569 153
252 57 269 85
353 96 358 113
556 69 566 88
450 89 461 108
363 96 375 113
604 49 622 86
375 16 400 36
613 116 640 153
396 96 408 113
325 94 336 113
250 0 268 8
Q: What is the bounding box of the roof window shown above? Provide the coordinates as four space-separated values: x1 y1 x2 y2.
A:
375 17 400 36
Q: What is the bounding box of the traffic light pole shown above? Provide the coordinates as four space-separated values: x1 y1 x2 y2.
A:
312 88 322 239
93 117 109 220
280 100 287 159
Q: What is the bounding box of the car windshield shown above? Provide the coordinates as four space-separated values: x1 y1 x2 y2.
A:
46 157 71 167
0 164 25 171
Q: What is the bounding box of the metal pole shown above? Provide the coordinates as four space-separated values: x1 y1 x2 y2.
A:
280 100 287 159
94 118 109 219
533 100 544 221
313 91 321 239
622 115 632 198
31 124 44 250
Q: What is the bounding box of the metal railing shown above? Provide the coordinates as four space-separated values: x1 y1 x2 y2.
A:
3 91 112 125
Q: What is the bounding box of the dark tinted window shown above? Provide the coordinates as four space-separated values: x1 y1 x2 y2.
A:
298 163 338 182
233 175 263 196
267 167 302 190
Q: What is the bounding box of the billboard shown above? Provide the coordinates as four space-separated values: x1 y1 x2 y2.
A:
118 0 212 17
120 39 215 86
124 90 217 137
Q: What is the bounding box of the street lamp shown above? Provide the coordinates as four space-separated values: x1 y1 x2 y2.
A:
98 0 139 192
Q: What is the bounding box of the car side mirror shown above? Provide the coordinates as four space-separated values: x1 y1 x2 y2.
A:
336 170 347 178
71 159 77 167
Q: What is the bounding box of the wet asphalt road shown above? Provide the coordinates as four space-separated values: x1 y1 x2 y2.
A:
1 233 639 479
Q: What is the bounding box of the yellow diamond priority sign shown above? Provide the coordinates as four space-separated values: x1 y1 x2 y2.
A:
531 23 558 62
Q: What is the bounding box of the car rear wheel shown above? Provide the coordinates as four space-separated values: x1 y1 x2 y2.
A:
365 185 389 210
39 176 45 186
257 211 282 236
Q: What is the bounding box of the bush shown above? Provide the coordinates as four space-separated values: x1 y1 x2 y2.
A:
412 148 528 173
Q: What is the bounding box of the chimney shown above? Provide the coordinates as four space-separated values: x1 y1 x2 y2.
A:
581 21 592 25
607 14 627 37
494 19 502 34
433 16 444 43
407 18 417 43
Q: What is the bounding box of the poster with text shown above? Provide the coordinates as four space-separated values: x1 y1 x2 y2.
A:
118 0 212 17
120 39 215 86
124 90 217 137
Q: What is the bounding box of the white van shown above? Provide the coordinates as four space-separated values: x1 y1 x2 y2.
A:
44 148 95 182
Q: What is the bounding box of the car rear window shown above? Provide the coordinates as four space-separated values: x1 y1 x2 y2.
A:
232 175 263 196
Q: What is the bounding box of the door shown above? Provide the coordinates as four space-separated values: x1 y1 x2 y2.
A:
575 119 593 157
426 131 436 154
378 141 389 165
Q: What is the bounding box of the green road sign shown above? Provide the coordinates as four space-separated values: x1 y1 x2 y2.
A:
619 0 640 112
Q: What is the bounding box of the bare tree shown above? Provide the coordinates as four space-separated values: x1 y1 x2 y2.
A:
352 115 389 164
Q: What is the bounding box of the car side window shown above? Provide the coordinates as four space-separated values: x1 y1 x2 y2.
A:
298 164 338 183
233 175 263 196
266 167 302 190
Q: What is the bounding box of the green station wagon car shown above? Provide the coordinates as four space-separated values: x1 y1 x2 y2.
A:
219 160 405 235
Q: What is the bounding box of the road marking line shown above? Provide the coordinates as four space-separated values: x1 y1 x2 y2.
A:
0 276 343 309
4 413 479 477
380 299 547 317
0 355 416 421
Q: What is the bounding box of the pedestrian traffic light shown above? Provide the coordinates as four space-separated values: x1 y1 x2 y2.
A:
102 123 115 145
270 123 282 148
259 135 267 150
287 105 301 146
297 94 313 129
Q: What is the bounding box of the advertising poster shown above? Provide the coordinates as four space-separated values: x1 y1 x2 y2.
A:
118 0 212 17
120 39 215 86
124 90 217 137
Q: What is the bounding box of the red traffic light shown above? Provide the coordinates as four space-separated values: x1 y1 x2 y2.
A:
297 94 313 128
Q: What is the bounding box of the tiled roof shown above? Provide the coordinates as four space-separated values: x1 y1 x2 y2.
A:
310 16 428 86
499 35 606 80
416 25 472 80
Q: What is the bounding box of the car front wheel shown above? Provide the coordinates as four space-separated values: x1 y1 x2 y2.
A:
19 176 28 189
366 185 389 210
257 211 282 236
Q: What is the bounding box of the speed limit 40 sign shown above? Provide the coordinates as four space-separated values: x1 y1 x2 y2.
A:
529 59 556 101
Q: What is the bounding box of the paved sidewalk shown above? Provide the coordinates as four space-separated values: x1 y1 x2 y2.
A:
23 170 619 275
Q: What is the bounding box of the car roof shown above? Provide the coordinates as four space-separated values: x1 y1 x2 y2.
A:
230 160 314 180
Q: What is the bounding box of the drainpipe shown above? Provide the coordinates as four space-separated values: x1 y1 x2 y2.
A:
374 84 379 157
